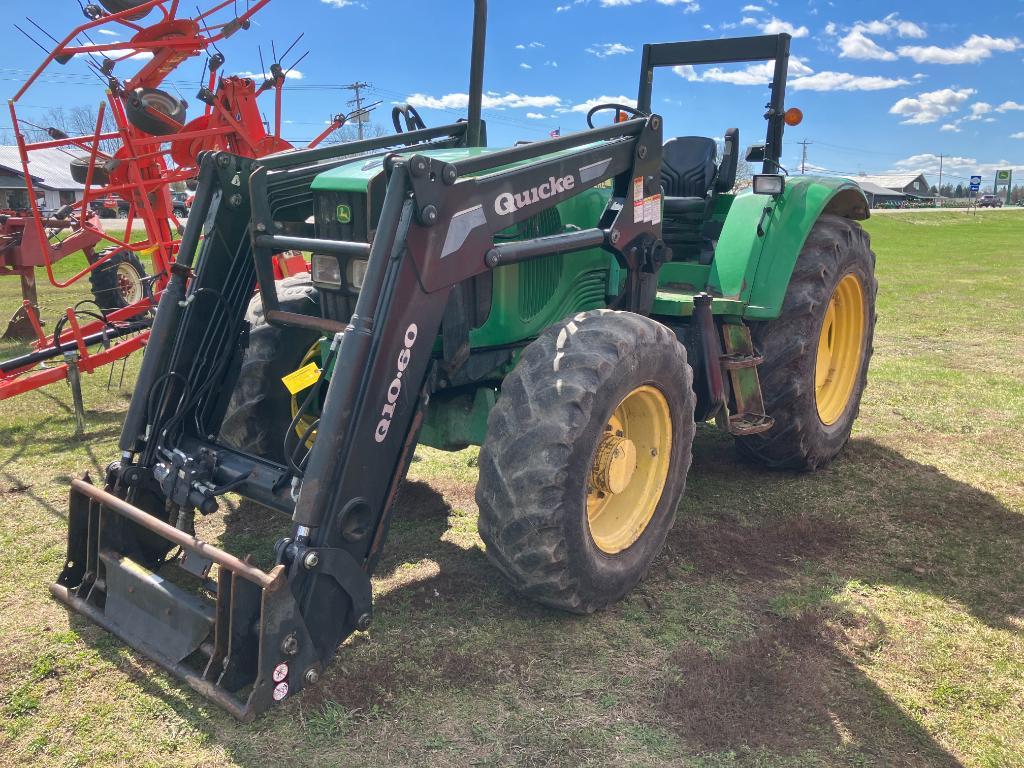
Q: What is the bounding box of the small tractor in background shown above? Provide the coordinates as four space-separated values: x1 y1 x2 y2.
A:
53 0 876 719
0 0 346 418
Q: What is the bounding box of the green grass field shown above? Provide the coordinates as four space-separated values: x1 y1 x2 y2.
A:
1 210 1021 767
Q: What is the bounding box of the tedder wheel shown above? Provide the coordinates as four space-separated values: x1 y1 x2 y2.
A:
97 0 152 20
69 156 111 186
220 273 321 463
89 248 148 311
736 214 877 470
477 309 696 613
124 88 187 136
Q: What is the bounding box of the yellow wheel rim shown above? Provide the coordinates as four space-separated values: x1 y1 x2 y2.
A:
290 343 321 449
815 273 866 425
586 385 673 554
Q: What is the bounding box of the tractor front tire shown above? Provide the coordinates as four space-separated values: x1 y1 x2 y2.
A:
220 273 321 463
477 310 696 614
736 214 877 470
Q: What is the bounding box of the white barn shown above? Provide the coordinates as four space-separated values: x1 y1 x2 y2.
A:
0 145 86 212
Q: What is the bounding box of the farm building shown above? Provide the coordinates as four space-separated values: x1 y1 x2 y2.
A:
0 146 85 212
855 180 907 207
854 172 933 203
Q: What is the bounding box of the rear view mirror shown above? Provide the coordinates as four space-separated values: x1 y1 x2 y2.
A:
745 143 766 163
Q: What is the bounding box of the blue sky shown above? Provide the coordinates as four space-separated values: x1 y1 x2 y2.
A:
2 0 1022 187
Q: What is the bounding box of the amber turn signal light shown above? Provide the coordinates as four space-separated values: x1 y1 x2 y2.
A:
784 107 804 127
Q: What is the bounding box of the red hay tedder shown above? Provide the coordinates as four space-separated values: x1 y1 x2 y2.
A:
0 0 344 423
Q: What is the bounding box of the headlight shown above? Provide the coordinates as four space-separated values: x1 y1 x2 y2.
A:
311 253 342 289
347 258 368 290
752 174 785 197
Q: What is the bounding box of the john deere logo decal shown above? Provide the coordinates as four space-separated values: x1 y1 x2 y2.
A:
336 204 352 224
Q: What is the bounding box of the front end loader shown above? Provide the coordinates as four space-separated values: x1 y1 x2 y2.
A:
52 0 877 719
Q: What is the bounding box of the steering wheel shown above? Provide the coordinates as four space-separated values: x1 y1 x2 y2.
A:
586 103 644 129
392 103 427 134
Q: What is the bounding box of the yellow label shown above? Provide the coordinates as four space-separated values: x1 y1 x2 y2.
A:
281 362 321 395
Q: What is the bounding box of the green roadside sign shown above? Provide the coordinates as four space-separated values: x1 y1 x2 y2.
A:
995 169 1012 204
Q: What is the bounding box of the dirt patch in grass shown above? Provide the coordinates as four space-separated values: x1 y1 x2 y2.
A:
305 645 527 713
395 477 477 519
659 607 963 766
661 608 855 752
676 512 852 579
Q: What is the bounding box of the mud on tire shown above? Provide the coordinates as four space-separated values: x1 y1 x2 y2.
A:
476 309 696 614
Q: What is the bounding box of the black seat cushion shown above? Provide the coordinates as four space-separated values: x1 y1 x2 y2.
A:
661 137 718 199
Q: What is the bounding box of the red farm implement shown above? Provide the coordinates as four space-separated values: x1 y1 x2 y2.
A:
1 0 341 423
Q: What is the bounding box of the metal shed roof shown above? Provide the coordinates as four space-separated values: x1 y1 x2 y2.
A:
856 180 907 198
0 145 85 191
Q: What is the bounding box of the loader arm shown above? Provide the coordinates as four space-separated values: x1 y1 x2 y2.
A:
53 113 667 719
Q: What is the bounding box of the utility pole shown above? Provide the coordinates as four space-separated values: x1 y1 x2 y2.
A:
937 153 944 208
343 81 371 140
798 139 812 175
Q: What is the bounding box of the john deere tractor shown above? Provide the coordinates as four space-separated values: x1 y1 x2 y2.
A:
53 0 876 719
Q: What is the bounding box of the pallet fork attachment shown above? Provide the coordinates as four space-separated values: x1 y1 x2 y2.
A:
53 478 370 721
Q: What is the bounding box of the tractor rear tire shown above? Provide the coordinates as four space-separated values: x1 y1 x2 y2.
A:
477 310 696 614
736 214 877 470
89 248 148 312
220 273 321 463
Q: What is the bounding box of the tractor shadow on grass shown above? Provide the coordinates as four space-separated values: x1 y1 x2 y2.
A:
53 433 1021 765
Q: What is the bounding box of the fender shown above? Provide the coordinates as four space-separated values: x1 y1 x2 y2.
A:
708 176 869 320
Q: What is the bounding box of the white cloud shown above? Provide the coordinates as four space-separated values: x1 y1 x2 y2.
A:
520 63 532 69
838 29 896 61
760 18 809 38
406 92 562 110
75 49 153 61
890 154 1023 179
996 101 1024 112
569 95 638 113
515 44 526 50
889 87 975 124
1012 132 1024 139
790 72 910 92
674 57 818 87
600 0 699 7
526 112 547 119
824 22 837 36
898 35 1020 65
742 4 764 10
237 69 304 80
586 42 634 57
96 28 118 36
964 102 993 121
321 0 361 6
940 123 961 133
837 14 927 61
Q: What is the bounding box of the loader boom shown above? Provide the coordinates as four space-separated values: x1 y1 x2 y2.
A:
54 109 668 718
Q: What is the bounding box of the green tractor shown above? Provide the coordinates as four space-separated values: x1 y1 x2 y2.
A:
53 0 876 719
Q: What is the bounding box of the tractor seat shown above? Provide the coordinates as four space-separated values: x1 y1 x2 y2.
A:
661 136 718 199
660 131 738 263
